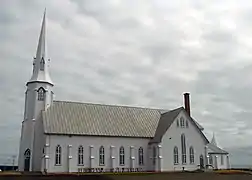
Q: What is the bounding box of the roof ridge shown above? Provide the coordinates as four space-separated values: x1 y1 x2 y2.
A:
53 100 169 111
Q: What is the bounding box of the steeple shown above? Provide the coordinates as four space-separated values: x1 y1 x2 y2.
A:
27 9 53 86
211 132 217 146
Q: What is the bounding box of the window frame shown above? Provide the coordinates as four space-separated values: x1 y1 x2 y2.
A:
189 146 194 164
138 147 144 165
55 145 61 166
38 88 45 101
78 145 84 166
173 146 179 165
99 146 105 166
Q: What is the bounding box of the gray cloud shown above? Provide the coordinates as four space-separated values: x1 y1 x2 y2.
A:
1 0 252 166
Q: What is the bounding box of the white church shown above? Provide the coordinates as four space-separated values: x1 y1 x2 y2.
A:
18 11 230 173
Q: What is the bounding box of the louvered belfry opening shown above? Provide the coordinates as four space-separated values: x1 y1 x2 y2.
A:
184 93 191 116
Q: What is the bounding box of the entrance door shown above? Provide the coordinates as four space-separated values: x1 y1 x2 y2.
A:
24 149 31 171
199 155 204 169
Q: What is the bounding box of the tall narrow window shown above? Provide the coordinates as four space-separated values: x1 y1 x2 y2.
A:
40 57 45 71
177 119 179 127
153 146 156 165
180 117 185 128
174 146 179 164
138 147 144 165
189 146 194 164
186 120 189 128
38 88 45 101
221 154 224 165
78 146 84 165
99 146 105 166
119 146 125 165
55 145 61 165
181 134 186 164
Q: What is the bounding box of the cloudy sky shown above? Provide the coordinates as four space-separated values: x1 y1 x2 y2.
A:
1 0 252 166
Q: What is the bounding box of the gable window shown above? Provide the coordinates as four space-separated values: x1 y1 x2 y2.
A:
186 120 189 128
189 146 194 164
38 88 45 101
99 146 105 166
221 155 224 165
119 146 125 165
180 117 185 128
78 146 84 165
40 57 45 71
153 146 156 165
138 147 144 165
173 146 179 164
177 120 179 127
55 145 61 165
181 134 186 164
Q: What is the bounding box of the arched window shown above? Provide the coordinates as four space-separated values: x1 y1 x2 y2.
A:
55 145 61 165
189 146 194 164
180 117 185 128
173 146 178 164
186 120 189 128
138 147 144 165
24 149 31 157
38 88 45 101
119 146 125 165
177 119 179 127
40 57 45 71
181 134 186 164
78 146 84 165
153 146 156 165
99 146 105 165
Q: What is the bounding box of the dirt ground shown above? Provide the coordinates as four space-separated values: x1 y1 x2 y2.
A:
0 172 251 180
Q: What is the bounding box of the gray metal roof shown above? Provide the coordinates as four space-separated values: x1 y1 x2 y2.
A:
42 101 209 143
42 101 162 138
149 107 183 143
207 143 229 154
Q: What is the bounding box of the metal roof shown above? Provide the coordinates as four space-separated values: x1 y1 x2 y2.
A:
43 101 162 138
207 143 229 154
42 101 209 143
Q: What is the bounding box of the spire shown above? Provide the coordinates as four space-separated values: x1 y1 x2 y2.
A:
36 8 46 59
27 9 53 86
211 132 217 146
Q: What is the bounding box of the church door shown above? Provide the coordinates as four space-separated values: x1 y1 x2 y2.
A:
24 149 31 171
199 155 204 169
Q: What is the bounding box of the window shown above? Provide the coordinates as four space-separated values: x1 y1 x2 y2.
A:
209 155 213 165
177 120 179 127
40 57 45 71
181 134 186 164
189 146 194 164
153 146 156 165
180 117 185 128
78 146 84 165
99 146 105 165
55 145 61 165
186 120 189 128
138 147 144 165
119 146 125 165
38 88 45 101
174 146 178 164
221 155 224 165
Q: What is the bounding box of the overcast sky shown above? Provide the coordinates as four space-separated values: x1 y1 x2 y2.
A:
1 0 252 165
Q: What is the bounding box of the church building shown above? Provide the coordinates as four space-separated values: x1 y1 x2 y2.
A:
18 11 230 173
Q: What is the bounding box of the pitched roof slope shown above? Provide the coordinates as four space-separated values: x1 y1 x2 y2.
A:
42 101 162 137
207 143 229 154
149 107 183 143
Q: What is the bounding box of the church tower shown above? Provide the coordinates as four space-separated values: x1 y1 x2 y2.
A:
18 10 54 172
